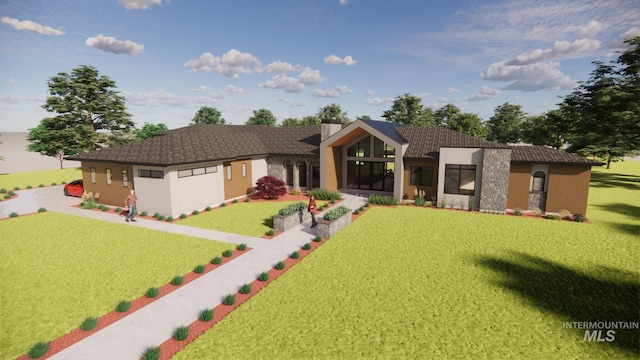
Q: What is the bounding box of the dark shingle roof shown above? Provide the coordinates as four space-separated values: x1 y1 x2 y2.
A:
510 145 602 165
396 126 510 159
67 124 320 166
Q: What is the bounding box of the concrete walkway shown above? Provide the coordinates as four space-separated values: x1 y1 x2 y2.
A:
1 187 367 359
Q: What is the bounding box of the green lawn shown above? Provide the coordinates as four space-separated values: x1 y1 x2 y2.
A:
175 161 640 359
0 212 234 359
0 167 81 190
179 200 327 237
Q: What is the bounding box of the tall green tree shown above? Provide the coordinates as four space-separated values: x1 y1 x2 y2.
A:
486 102 526 143
191 106 226 125
434 104 461 127
446 113 488 138
135 122 169 140
521 109 572 149
280 115 320 126
246 108 277 126
562 36 640 168
32 65 134 153
382 93 435 126
27 118 87 168
317 103 351 125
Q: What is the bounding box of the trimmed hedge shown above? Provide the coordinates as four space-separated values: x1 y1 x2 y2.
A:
306 189 341 201
323 206 350 221
278 201 307 216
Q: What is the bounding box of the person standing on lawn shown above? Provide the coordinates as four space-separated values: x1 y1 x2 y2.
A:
308 194 318 228
124 189 138 222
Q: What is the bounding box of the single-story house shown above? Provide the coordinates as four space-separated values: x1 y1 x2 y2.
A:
67 118 600 217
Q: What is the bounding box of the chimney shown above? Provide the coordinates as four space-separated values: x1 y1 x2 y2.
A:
321 117 342 142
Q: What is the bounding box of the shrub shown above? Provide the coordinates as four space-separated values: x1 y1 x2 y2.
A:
192 210 200 215
258 272 269 281
275 261 285 270
414 196 426 206
291 189 302 195
80 317 98 331
179 213 187 219
211 256 222 264
220 202 226 207
367 193 398 205
244 198 250 202
27 341 49 358
330 199 336 204
364 201 369 207
307 188 341 201
359 206 364 211
142 346 161 360
200 308 214 322
0 188 5 193
302 243 311 250
140 211 148 216
222 249 233 257
425 201 433 207
205 206 212 211
255 175 287 199
173 326 189 341
559 209 571 219
51 182 57 186
80 199 97 209
353 209 360 215
100 205 109 211
145 287 159 298
166 216 173 222
223 294 236 305
513 208 523 216
240 283 252 294
574 214 587 223
38 207 46 213
290 251 300 259
323 206 350 221
532 207 542 217
38 184 44 188
194 264 206 273
61 181 66 184
266 229 275 236
171 276 184 285
157 215 165 221
278 201 307 216
15 186 21 190
237 243 247 251
232 199 238 203
27 185 32 189
115 300 131 312
9 212 18 218
115 207 122 212
544 214 561 220
152 213 160 219
8 190 15 196
313 235 322 242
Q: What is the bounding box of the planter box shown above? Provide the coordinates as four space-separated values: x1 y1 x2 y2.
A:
317 210 351 238
273 210 312 232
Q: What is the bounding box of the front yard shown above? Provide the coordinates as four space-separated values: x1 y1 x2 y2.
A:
174 161 639 359
0 212 234 359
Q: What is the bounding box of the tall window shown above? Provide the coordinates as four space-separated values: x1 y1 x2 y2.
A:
532 171 546 192
410 166 433 186
347 137 370 157
106 168 112 185
311 162 320 188
242 163 247 178
226 166 232 180
444 164 476 196
373 137 395 158
122 170 128 187
297 161 307 187
284 160 293 186
90 168 96 183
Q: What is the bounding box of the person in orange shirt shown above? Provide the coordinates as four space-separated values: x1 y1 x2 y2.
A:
308 195 317 228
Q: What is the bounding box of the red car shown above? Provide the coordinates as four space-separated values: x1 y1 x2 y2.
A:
64 179 84 197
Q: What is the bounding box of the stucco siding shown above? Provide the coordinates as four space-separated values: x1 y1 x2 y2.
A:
251 157 268 186
133 165 171 216
437 148 483 210
546 165 592 214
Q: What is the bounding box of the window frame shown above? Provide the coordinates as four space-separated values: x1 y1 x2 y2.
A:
106 168 112 186
122 170 128 187
138 169 164 179
90 167 96 184
410 166 433 187
532 171 546 192
444 164 476 196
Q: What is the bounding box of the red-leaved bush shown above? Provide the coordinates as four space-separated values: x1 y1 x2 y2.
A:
255 175 287 199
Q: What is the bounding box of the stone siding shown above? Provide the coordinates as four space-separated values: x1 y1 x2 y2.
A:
528 192 547 211
267 155 319 190
317 210 352 238
273 210 312 232
479 148 511 213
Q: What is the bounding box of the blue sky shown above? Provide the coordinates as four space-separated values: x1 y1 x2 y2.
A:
1 0 638 132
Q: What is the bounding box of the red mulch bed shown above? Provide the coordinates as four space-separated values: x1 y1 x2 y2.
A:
15 248 250 360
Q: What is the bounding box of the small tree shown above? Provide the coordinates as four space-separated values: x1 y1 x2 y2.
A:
382 93 435 126
135 122 169 140
246 108 277 126
191 106 226 125
317 104 351 125
255 175 287 199
27 119 85 169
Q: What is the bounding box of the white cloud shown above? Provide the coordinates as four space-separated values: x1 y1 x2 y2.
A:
184 49 261 78
298 67 323 85
504 38 600 66
481 61 576 91
366 97 394 106
324 54 357 66
611 27 640 49
465 86 501 101
339 0 349 5
260 60 300 74
365 89 375 96
275 98 308 108
225 84 246 94
192 85 211 93
577 21 602 38
259 74 306 93
118 0 164 10
448 87 459 93
123 89 190 107
8 78 17 84
1 16 63 35
312 85 352 98
85 34 144 55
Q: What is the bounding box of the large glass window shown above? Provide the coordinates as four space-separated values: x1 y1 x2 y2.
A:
532 171 546 192
444 164 476 196
284 160 293 186
410 166 433 186
311 162 320 188
297 161 307 187
347 137 370 157
347 160 394 191
373 137 395 158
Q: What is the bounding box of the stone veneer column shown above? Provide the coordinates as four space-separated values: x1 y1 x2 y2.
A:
479 148 511 213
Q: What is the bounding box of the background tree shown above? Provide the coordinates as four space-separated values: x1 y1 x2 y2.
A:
135 122 169 140
27 118 86 168
434 104 461 127
382 93 435 126
191 106 226 125
486 102 526 143
32 65 134 153
316 103 351 125
445 113 488 138
246 108 277 126
280 115 320 126
358 115 372 120
562 36 640 168
521 109 572 149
